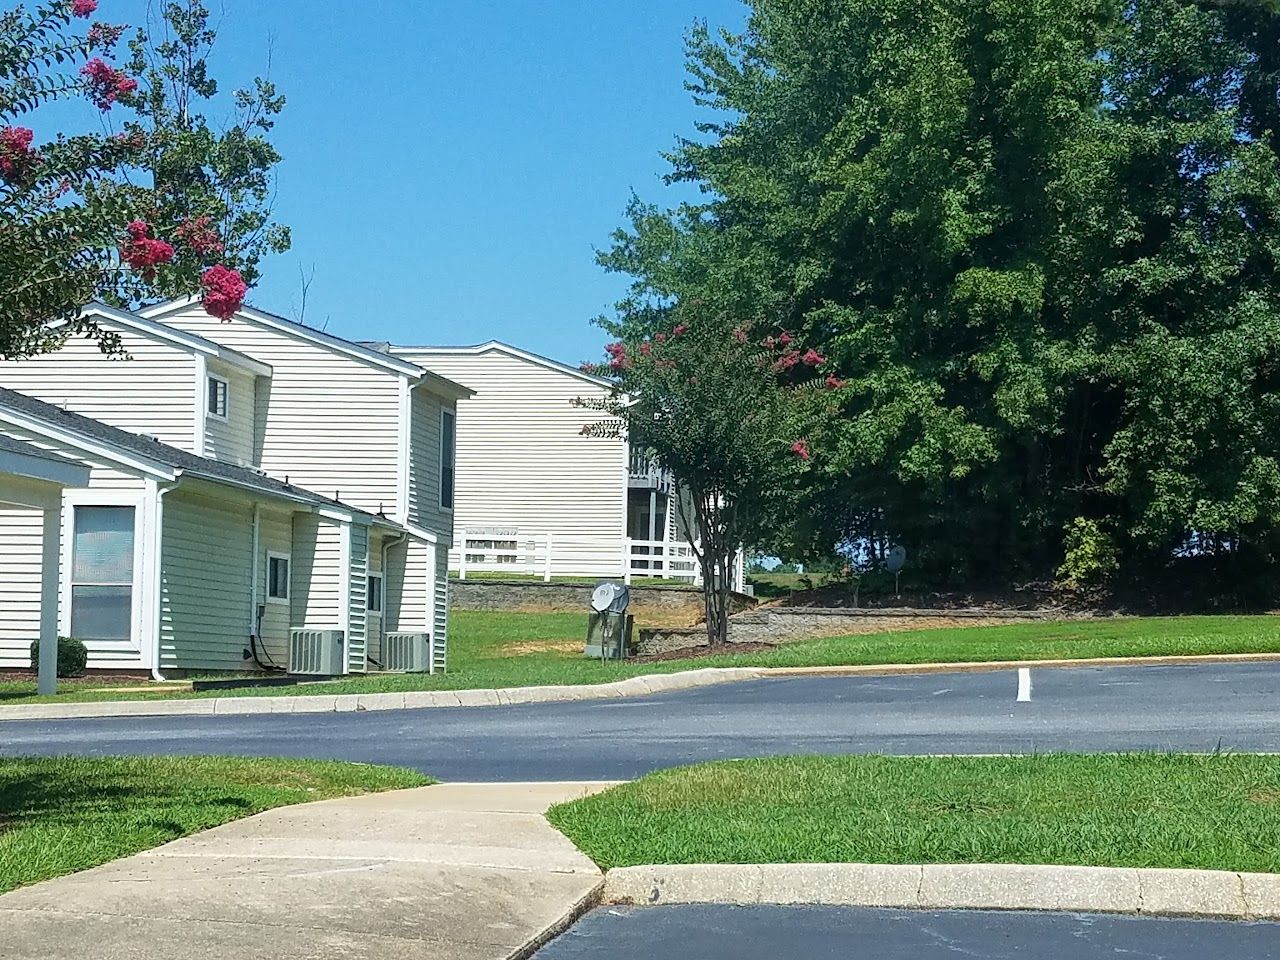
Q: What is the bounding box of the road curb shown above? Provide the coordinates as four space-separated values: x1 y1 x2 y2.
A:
4 652 1280 722
601 863 1280 921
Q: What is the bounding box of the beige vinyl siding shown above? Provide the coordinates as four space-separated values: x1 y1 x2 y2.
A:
290 514 343 629
0 506 43 668
403 348 628 577
407 387 454 536
367 531 384 664
256 507 294 666
0 329 197 451
347 524 368 673
152 306 402 515
384 535 431 634
204 361 259 466
158 489 254 672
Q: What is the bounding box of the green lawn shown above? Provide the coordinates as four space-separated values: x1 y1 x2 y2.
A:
0 756 430 894
548 754 1280 873
2 612 1278 705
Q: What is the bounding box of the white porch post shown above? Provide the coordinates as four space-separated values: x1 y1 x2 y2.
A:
37 502 62 696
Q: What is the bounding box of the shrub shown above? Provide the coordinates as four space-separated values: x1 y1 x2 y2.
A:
29 637 89 678
1057 518 1119 590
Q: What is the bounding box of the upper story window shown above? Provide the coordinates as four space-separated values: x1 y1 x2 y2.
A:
440 408 456 510
207 374 229 420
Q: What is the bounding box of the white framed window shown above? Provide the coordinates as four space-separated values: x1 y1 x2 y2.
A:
440 407 456 511
266 552 290 604
207 373 229 420
70 505 135 640
366 573 383 613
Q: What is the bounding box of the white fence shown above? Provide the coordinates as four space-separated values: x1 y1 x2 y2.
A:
624 538 699 583
456 528 553 582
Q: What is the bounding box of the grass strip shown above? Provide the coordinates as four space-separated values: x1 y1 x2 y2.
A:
0 755 430 893
548 754 1280 874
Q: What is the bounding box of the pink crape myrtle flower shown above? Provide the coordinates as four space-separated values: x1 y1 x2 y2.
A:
201 265 247 321
791 439 811 461
81 58 137 109
0 126 38 181
825 374 848 390
71 0 97 17
802 348 827 367
174 216 224 255
119 220 175 277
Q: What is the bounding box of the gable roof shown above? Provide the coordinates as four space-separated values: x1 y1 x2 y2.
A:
138 297 427 378
0 387 393 525
68 303 274 377
390 340 612 389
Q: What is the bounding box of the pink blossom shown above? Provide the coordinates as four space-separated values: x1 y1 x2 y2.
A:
71 0 97 17
762 336 777 350
732 327 748 344
791 440 811 461
174 216 224 255
772 351 800 373
778 332 793 347
87 22 127 49
802 348 826 366
0 126 38 181
81 58 137 109
639 342 652 357
825 374 847 390
673 324 688 337
201 265 247 321
656 358 677 370
119 220 174 277
654 331 667 343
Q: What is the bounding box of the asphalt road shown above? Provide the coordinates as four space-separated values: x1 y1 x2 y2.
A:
533 905 1280 959
1 661 1277 779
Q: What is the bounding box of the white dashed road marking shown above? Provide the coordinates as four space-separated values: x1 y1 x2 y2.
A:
1016 668 1033 703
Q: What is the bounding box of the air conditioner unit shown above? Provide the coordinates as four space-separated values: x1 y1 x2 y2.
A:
382 632 431 673
289 629 345 676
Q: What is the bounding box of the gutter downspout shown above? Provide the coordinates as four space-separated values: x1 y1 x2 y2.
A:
250 502 261 642
151 477 181 681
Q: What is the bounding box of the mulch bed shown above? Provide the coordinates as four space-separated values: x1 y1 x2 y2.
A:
630 641 779 663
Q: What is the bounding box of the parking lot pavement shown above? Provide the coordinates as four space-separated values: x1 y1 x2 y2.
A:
532 904 1280 959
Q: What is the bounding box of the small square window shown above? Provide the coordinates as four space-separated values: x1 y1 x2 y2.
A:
366 574 383 613
267 553 290 603
207 375 229 419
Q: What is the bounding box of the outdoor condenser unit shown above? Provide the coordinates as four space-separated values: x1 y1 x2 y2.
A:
382 632 432 673
289 629 345 676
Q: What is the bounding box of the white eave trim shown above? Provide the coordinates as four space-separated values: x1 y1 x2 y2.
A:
412 370 475 401
399 520 439 545
0 445 90 488
138 297 426 378
62 303 275 378
0 409 177 481
393 340 611 389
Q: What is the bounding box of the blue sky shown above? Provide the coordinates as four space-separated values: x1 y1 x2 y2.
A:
95 0 747 364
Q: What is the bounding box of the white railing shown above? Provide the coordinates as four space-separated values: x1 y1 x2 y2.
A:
624 538 700 584
628 450 674 492
456 528 553 582
624 541 747 592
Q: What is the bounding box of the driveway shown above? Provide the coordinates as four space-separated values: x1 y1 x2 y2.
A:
533 905 1280 960
2 661 1278 780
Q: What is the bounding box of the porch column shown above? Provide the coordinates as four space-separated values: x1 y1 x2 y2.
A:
37 502 61 696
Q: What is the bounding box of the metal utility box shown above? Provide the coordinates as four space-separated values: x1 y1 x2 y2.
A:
382 632 432 673
289 629 345 676
584 582 635 659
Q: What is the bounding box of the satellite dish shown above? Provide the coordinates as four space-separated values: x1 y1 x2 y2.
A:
886 545 907 574
590 582 618 613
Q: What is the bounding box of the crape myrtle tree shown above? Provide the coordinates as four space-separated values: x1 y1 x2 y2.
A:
602 0 1280 595
1 0 285 359
579 306 841 644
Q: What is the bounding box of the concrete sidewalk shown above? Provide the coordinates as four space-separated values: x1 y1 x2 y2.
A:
0 781 614 960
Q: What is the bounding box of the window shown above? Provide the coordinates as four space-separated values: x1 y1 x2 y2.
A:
440 408 456 510
266 552 290 603
70 506 135 641
366 573 383 613
207 374 229 420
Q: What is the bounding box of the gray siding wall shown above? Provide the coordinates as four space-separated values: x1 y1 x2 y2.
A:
158 489 253 672
0 506 43 668
204 361 259 467
290 514 343 629
255 507 294 667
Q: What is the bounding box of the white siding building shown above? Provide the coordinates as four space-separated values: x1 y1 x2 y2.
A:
391 341 694 582
0 300 470 677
